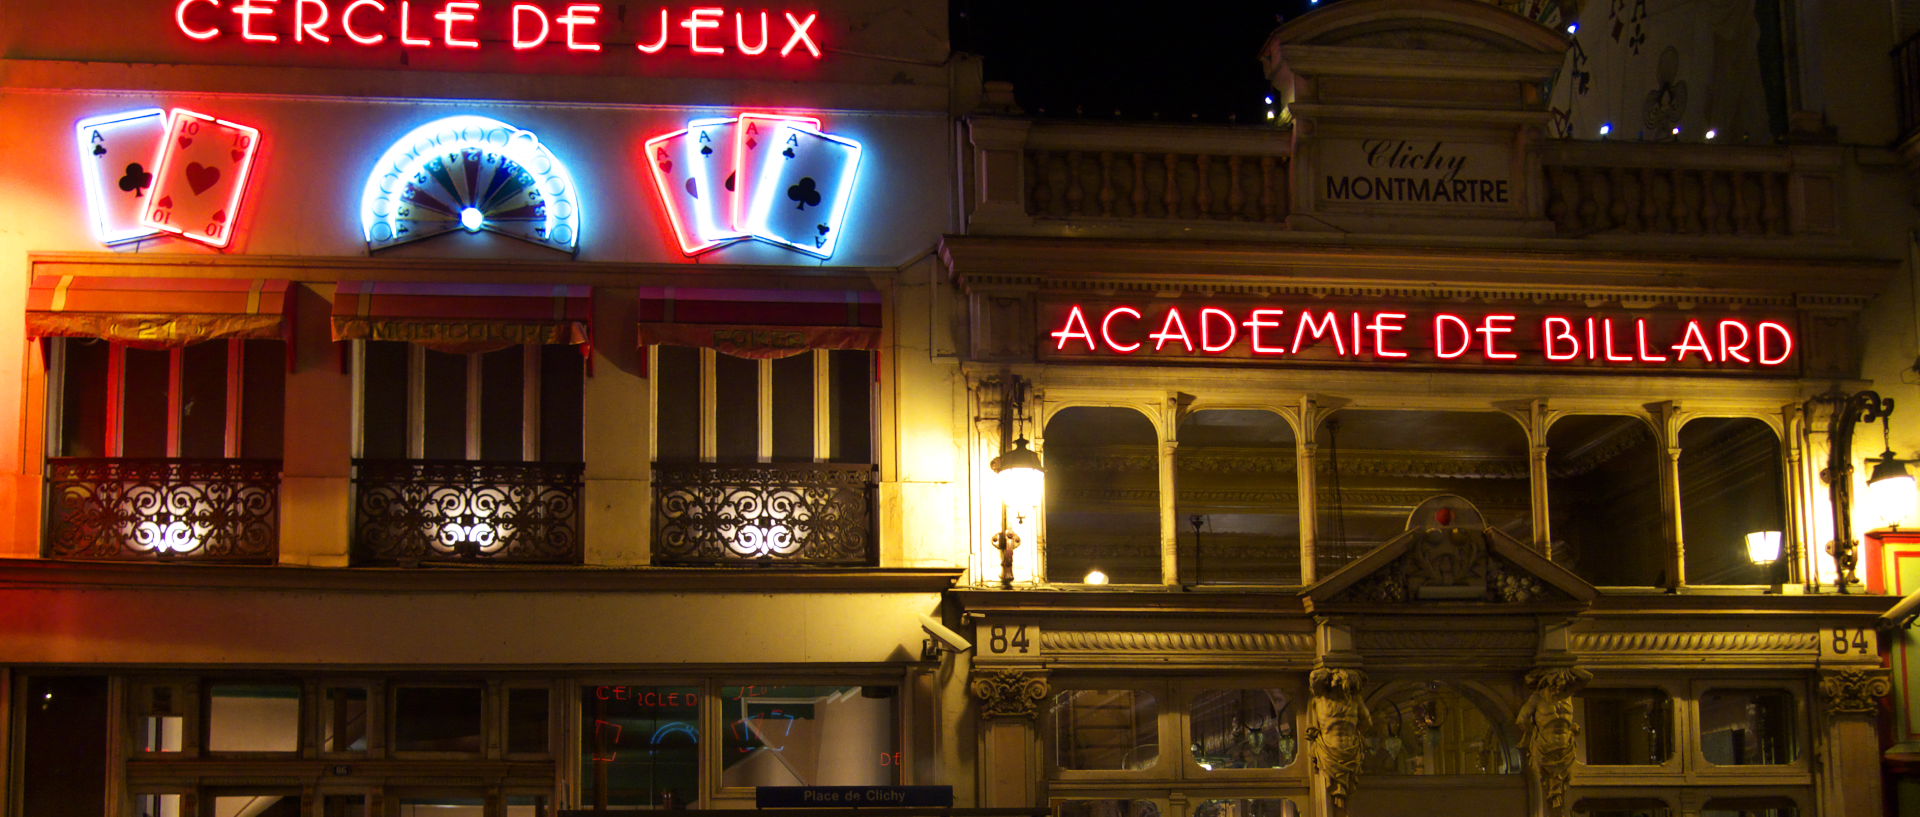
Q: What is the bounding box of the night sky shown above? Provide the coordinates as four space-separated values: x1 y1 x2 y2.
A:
952 1 1322 124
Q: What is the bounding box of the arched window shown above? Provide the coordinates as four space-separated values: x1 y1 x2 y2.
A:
1176 410 1299 584
1362 681 1520 775
1547 415 1665 587
1679 418 1786 585
1044 407 1161 584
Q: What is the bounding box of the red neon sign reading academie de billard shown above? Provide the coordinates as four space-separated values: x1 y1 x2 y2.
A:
1046 304 1796 369
174 1 823 57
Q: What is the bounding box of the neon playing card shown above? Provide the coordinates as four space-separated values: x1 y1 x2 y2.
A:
646 124 743 255
730 113 821 232
741 122 861 259
75 109 168 245
140 110 260 248
686 117 744 245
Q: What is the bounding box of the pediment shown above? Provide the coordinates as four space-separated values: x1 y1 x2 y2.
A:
1303 496 1596 612
1263 0 1569 57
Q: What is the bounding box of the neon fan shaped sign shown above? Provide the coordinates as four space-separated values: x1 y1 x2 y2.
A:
361 115 581 253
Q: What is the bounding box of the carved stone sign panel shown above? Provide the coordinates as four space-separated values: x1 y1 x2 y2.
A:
1316 138 1516 211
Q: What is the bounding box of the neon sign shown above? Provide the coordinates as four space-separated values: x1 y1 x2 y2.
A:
645 112 860 258
1042 301 1797 373
172 1 823 58
76 109 169 245
361 115 582 253
76 108 262 249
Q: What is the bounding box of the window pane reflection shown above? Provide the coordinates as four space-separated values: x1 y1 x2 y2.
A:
1189 688 1295 769
1579 688 1673 765
1679 418 1786 585
1699 689 1797 765
207 683 299 752
1052 689 1159 770
1547 415 1664 586
1363 682 1518 775
323 686 368 753
719 684 899 786
581 684 700 809
392 686 482 753
1046 407 1161 584
212 795 301 817
1175 410 1299 584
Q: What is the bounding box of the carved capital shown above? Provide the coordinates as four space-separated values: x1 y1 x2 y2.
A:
971 669 1050 719
1307 668 1370 815
1518 666 1592 817
1818 668 1890 717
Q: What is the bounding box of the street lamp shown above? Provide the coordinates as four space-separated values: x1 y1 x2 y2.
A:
989 374 1043 589
1744 530 1782 565
1868 450 1916 530
1808 388 1907 593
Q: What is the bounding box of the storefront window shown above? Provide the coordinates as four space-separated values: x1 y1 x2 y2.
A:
396 797 482 816
134 680 187 753
21 676 108 816
1571 799 1672 817
391 685 483 754
508 687 551 755
1547 415 1665 586
1698 688 1798 765
581 684 701 809
1054 800 1162 817
136 793 184 817
1045 407 1160 584
1578 688 1673 765
1363 682 1518 775
1701 798 1798 817
1193 799 1299 817
207 682 300 753
1316 410 1531 572
718 684 899 786
1176 410 1300 584
1679 419 1786 585
323 685 369 753
212 793 301 816
323 794 369 817
1052 689 1160 770
1189 688 1295 769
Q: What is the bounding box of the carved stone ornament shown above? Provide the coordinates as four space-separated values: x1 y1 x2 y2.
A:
971 669 1050 720
1306 668 1371 814
1517 667 1592 817
1818 668 1891 716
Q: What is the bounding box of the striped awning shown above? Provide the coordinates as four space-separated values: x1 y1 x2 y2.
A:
637 287 881 359
25 275 292 348
331 281 592 354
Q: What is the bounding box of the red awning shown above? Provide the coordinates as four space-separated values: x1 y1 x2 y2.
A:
331 281 592 354
637 287 881 359
25 275 292 348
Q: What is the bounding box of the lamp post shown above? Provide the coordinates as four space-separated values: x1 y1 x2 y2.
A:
1808 389 1898 593
989 374 1043 589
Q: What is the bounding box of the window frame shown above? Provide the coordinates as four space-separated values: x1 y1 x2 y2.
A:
1571 678 1686 781
1176 681 1309 779
47 337 271 459
201 677 305 758
351 341 579 462
1687 679 1811 781
646 346 874 464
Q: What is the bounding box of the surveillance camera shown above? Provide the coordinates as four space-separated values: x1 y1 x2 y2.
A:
920 614 973 653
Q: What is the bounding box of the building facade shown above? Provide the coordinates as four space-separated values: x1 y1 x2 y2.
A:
3 0 1919 816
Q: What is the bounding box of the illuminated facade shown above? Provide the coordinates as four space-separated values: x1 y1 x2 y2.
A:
1 1 1918 816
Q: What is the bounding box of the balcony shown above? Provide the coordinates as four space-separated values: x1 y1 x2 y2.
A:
651 462 876 566
351 459 584 565
44 457 280 562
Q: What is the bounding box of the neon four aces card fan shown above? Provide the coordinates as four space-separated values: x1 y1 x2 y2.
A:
361 115 582 253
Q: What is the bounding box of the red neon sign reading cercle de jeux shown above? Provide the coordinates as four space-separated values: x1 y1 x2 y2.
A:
1047 304 1796 369
173 1 823 57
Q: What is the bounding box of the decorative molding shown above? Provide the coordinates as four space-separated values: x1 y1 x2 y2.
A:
1353 629 1535 652
1517 667 1592 817
970 669 1051 720
1042 630 1314 655
1307 668 1370 816
1570 631 1818 656
1818 668 1890 716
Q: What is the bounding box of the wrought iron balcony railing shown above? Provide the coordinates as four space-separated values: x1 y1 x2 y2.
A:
352 459 584 565
44 457 281 562
652 462 876 566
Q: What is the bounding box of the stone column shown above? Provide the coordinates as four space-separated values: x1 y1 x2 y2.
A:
1816 668 1890 816
970 669 1050 808
1307 667 1370 817
1517 666 1591 817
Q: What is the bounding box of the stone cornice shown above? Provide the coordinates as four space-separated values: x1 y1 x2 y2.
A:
29 252 898 290
0 559 963 594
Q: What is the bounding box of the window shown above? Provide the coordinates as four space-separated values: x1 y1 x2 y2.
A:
20 675 109 817
718 684 899 787
1176 410 1299 584
1052 688 1161 771
1679 419 1786 585
507 687 552 755
1054 801 1163 817
1193 799 1299 817
207 682 300 753
1578 688 1674 765
1045 407 1160 584
1701 797 1800 816
1362 681 1519 775
1189 688 1296 770
1547 415 1665 587
357 341 583 463
323 684 371 753
581 684 702 809
1698 688 1798 765
392 684 484 754
51 337 285 460
1571 799 1672 817
652 347 873 463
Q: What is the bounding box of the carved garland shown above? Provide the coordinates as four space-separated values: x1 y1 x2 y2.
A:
1306 668 1370 815
1818 668 1891 716
971 669 1051 719
1517 666 1592 817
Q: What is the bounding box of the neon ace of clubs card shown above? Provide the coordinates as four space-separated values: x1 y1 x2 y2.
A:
142 110 261 248
75 109 168 244
741 122 861 259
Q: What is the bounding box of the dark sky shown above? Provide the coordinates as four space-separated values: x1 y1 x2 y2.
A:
952 1 1322 124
